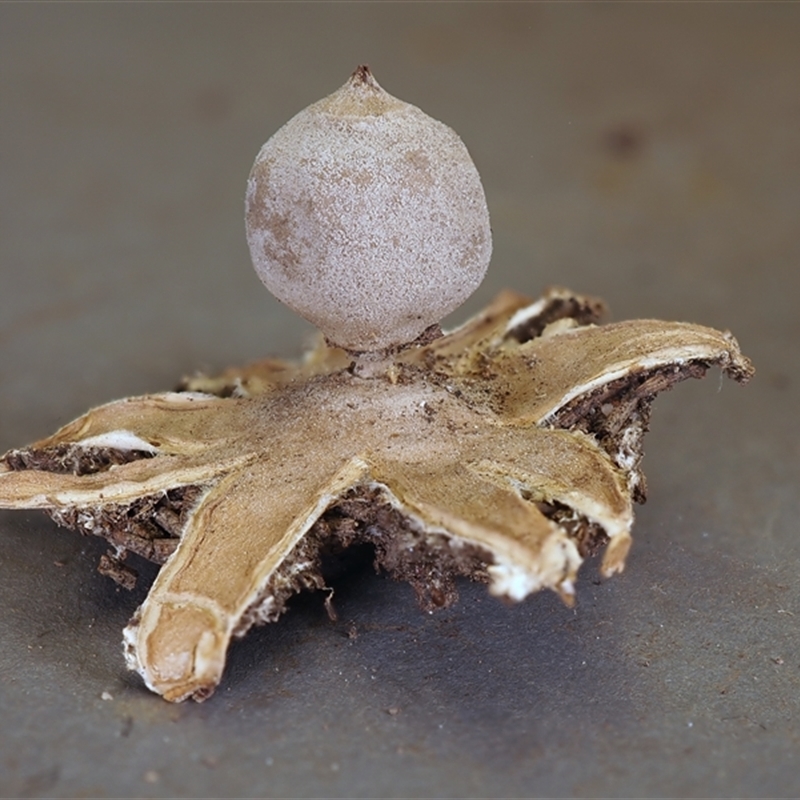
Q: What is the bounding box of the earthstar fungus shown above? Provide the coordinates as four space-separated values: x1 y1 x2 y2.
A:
0 67 752 702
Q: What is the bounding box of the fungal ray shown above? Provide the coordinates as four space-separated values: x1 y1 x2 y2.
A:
0 67 753 701
124 456 371 702
492 319 753 425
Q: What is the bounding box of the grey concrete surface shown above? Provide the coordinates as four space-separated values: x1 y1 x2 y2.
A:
1 4 798 797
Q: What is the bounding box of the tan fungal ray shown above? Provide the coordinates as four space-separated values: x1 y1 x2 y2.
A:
0 454 242 510
180 337 351 398
403 287 605 374
478 319 754 424
501 286 606 341
368 458 581 605
23 393 247 456
466 425 632 536
405 289 531 364
465 425 633 578
124 455 368 702
178 358 298 397
192 287 605 396
0 62 754 706
0 288 753 703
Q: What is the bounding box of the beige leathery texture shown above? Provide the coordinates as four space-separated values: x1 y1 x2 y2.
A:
0 287 753 701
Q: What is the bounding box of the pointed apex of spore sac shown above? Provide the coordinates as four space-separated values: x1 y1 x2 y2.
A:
350 64 374 86
245 67 492 352
314 64 406 119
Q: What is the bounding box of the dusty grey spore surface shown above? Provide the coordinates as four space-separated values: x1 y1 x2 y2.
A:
1 4 798 797
246 67 491 351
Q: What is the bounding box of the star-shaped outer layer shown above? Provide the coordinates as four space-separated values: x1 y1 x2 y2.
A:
0 287 753 702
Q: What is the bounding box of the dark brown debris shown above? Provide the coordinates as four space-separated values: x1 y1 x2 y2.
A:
3 444 154 476
548 361 711 503
505 290 607 343
47 485 203 588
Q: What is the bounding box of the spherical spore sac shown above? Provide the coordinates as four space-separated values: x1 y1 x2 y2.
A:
245 66 492 352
